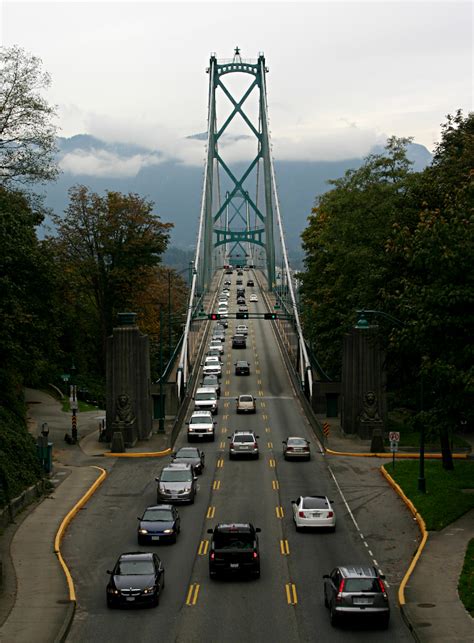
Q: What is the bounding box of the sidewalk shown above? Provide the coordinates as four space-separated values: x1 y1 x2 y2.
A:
403 509 474 642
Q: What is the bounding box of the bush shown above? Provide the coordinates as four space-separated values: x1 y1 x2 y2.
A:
0 406 42 506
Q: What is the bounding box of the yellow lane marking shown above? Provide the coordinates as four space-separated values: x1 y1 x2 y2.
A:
221 427 227 434
219 441 225 449
276 506 284 518
213 480 221 490
265 427 271 433
261 401 266 408
226 370 231 375
269 459 276 468
262 413 268 420
217 458 224 468
256 369 261 374
224 391 229 397
258 390 264 397
224 402 229 408
225 379 230 385
222 414 228 421
285 583 298 605
186 583 200 606
280 540 290 555
272 480 279 490
206 506 216 519
198 540 209 555
267 441 273 449
257 379 262 385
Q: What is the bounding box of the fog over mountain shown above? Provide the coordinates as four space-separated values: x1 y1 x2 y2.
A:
39 135 432 255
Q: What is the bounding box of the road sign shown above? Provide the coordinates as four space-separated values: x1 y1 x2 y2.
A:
389 431 400 442
390 441 398 452
61 374 70 382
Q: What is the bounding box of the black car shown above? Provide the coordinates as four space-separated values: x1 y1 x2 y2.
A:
246 280 254 286
137 505 180 544
235 360 250 375
171 446 205 474
106 552 165 608
236 278 243 285
201 374 221 397
237 297 246 305
236 288 245 296
232 335 247 349
208 523 261 578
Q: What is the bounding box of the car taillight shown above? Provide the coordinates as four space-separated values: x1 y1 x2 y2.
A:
210 552 215 560
327 511 334 518
336 579 345 602
253 551 258 559
298 511 306 518
378 578 388 598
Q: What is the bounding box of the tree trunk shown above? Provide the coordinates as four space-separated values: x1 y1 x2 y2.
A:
439 426 454 470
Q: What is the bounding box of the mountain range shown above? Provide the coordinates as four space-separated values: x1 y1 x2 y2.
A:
39 135 433 258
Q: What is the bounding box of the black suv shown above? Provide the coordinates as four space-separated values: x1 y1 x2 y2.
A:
208 523 261 578
234 360 250 374
323 565 390 628
232 335 247 349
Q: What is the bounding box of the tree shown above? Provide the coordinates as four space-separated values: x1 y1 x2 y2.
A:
0 45 59 185
50 186 173 374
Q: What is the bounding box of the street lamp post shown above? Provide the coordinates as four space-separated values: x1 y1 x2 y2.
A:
158 305 165 433
355 309 426 493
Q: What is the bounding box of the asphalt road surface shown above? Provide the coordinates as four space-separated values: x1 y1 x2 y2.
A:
64 271 414 642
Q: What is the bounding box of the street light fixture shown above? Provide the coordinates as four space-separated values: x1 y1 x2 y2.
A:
355 309 426 493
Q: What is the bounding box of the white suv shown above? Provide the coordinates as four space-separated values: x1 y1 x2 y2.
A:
187 411 216 441
236 324 248 336
194 387 218 415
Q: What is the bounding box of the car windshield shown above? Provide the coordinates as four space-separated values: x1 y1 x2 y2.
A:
345 578 381 593
142 509 173 522
160 470 192 482
190 416 211 425
176 448 198 457
240 396 253 402
236 361 248 366
214 533 254 549
288 438 307 446
117 560 155 575
203 377 217 385
302 497 328 509
196 392 216 401
234 434 254 443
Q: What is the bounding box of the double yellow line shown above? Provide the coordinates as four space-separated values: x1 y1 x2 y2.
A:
186 583 200 606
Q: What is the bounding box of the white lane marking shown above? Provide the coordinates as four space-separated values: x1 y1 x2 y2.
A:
329 465 362 532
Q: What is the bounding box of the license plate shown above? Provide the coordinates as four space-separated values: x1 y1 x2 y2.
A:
230 563 239 568
152 536 160 541
126 597 135 602
353 597 372 605
312 512 321 517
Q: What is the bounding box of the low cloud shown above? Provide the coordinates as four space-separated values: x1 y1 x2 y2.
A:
60 148 164 177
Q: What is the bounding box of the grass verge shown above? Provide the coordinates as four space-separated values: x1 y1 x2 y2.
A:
386 460 474 530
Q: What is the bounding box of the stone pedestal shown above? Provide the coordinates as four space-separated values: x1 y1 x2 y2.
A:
341 327 387 440
106 313 153 446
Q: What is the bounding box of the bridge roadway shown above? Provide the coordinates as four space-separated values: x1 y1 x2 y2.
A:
64 271 412 643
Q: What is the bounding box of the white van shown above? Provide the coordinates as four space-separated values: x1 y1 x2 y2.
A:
194 387 218 415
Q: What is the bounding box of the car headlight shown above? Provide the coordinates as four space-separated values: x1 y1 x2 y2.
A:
107 587 119 594
142 586 156 594
163 529 173 534
138 528 148 534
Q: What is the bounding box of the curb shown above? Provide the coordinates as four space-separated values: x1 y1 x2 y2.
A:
103 447 172 458
380 465 428 642
326 448 468 459
53 466 107 642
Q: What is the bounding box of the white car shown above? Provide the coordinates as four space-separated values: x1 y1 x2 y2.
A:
209 340 224 354
291 496 336 531
236 324 248 336
204 355 222 367
186 410 216 441
202 363 222 378
249 294 258 302
194 387 218 415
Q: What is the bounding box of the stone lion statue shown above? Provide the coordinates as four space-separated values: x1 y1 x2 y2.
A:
360 390 381 422
114 393 135 424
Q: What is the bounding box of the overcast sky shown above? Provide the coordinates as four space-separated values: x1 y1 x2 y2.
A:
1 1 472 172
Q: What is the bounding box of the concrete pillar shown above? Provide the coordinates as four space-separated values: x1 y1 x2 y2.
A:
106 312 153 446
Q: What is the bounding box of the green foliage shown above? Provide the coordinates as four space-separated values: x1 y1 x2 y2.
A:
0 405 43 507
458 539 474 616
0 45 59 185
387 460 474 530
300 113 474 465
